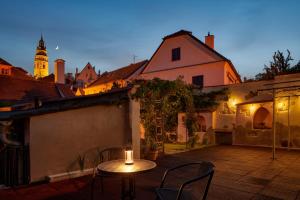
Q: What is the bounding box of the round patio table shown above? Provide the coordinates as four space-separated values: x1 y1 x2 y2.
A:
98 159 156 199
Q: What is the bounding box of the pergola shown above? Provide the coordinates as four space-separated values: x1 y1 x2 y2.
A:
259 80 300 159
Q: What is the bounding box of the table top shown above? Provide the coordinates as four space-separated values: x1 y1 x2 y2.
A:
97 159 157 175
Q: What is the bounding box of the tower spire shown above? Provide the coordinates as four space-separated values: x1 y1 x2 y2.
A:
34 34 48 78
38 33 46 50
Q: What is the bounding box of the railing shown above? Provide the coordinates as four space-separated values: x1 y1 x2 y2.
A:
0 145 30 186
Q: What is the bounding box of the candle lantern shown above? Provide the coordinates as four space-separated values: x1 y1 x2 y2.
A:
125 147 134 165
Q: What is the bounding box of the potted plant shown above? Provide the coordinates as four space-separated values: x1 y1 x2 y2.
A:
146 137 159 160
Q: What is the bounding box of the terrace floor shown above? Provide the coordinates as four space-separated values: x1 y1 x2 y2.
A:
0 145 299 200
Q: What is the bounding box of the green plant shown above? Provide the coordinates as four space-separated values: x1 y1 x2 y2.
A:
132 78 226 150
188 134 199 148
0 102 13 107
132 78 195 151
146 137 158 151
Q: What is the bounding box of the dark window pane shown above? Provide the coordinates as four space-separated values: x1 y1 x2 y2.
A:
172 48 181 61
192 75 204 88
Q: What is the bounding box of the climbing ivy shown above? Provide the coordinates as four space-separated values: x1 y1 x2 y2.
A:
131 78 228 149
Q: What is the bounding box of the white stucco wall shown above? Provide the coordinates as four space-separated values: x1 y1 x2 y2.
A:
29 103 131 182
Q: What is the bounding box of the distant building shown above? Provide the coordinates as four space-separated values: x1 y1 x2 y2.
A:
140 30 241 86
34 35 49 78
0 58 74 111
75 62 98 88
82 30 240 96
0 57 32 80
83 60 148 95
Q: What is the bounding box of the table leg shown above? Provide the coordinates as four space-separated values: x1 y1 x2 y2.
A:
121 175 136 200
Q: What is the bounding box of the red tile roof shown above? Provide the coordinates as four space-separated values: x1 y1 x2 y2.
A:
163 30 192 40
0 76 74 104
0 58 12 66
11 67 33 80
38 73 55 82
88 60 148 87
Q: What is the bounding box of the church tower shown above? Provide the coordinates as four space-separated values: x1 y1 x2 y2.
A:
34 35 49 78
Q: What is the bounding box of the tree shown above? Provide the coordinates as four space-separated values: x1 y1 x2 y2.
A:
289 61 300 73
255 50 300 80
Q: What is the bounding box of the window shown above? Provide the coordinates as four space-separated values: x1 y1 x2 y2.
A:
192 75 204 88
172 47 180 61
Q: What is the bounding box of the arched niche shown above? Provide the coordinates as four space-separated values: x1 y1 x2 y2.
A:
253 107 272 129
197 115 206 132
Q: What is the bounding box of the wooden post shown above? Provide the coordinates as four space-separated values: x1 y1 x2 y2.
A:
129 88 141 159
272 89 276 160
287 96 291 150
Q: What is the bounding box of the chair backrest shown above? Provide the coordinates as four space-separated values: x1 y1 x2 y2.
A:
160 162 214 200
178 164 214 200
99 147 124 163
92 147 124 177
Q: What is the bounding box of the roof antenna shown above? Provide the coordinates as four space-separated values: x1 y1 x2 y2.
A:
133 55 137 64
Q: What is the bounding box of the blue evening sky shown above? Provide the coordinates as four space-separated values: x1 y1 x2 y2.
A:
0 0 299 79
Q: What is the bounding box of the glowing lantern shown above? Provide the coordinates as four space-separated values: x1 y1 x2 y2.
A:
231 99 237 107
277 102 283 110
250 104 256 113
125 147 134 165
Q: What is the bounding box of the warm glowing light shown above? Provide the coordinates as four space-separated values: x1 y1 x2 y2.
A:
249 104 256 113
231 99 237 106
125 147 133 165
277 102 283 109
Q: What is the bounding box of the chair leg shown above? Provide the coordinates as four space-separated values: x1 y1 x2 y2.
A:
202 171 214 200
91 178 95 200
100 176 104 193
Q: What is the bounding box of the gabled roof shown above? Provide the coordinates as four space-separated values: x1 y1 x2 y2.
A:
0 62 33 80
88 60 148 87
76 62 98 79
0 58 12 66
163 30 192 40
11 67 33 80
0 76 74 105
142 30 241 82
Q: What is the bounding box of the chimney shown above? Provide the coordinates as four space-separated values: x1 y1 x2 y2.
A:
205 32 214 49
54 59 65 84
76 67 78 74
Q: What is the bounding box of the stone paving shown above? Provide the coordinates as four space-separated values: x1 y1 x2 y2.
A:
0 145 299 200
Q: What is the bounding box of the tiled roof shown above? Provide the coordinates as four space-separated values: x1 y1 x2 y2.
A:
0 76 74 105
88 60 148 87
163 30 192 40
38 73 55 82
11 67 33 80
0 58 12 66
237 94 273 105
0 88 130 120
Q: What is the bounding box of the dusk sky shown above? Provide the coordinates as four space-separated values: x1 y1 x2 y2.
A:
1 0 299 79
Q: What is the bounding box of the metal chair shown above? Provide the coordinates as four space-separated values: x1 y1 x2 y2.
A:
156 162 214 200
91 147 124 200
